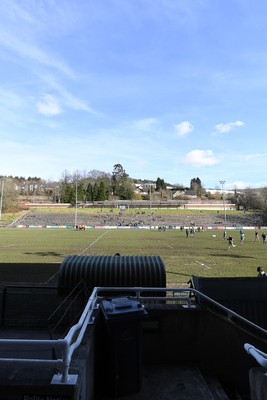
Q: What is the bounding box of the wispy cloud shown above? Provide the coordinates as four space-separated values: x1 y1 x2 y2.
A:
174 121 194 136
0 29 75 79
0 1 78 78
229 180 267 190
215 120 245 134
37 74 97 114
36 94 62 116
182 149 220 166
133 118 158 130
243 153 267 160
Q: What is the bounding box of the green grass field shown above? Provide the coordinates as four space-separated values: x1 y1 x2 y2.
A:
0 227 264 285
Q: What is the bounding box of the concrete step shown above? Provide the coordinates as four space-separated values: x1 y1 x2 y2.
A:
203 373 230 400
105 364 229 400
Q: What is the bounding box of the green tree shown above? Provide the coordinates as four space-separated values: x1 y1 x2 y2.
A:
77 182 85 202
156 177 166 191
0 177 19 213
92 182 99 201
118 180 135 200
111 164 124 196
111 164 134 199
85 183 93 201
190 177 203 197
98 181 107 201
60 183 75 203
237 190 263 211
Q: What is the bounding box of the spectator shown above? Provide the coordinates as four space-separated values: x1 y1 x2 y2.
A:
257 266 267 277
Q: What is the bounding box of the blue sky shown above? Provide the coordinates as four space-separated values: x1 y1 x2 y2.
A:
1 0 267 189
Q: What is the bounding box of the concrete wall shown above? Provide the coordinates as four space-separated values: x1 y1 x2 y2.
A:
0 290 265 399
140 305 266 394
0 262 60 288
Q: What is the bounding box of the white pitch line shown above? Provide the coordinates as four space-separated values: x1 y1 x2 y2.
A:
79 230 111 255
195 260 210 269
45 271 59 285
46 230 112 284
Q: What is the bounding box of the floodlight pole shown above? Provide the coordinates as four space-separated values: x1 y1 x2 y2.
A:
149 184 152 229
145 183 152 229
57 185 60 203
0 178 6 221
74 177 78 228
219 180 226 233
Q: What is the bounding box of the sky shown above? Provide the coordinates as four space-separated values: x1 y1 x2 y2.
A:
1 0 267 190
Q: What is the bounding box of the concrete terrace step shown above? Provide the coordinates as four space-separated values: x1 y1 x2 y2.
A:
13 210 266 228
105 365 230 400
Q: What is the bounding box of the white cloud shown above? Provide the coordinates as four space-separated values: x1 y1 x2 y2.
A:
133 118 158 130
174 121 193 136
215 120 245 134
36 95 62 116
244 153 267 160
182 149 219 166
228 180 267 190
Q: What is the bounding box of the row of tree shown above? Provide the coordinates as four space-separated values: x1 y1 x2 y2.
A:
1 166 267 214
58 165 171 203
0 164 170 211
59 164 136 203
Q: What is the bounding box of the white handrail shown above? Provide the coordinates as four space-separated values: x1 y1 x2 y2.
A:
0 286 266 384
61 287 99 381
0 286 99 383
244 343 267 368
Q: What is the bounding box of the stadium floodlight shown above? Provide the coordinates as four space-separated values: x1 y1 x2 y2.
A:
149 184 152 229
219 180 226 233
0 178 6 221
148 183 153 229
74 176 78 228
144 183 153 229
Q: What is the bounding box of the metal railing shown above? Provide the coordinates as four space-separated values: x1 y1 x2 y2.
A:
0 286 99 384
0 286 267 384
244 343 267 368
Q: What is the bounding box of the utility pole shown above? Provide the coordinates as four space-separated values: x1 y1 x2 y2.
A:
0 178 6 220
219 180 226 236
74 177 78 228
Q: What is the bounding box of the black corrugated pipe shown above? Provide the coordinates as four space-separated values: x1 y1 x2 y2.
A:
58 255 166 295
